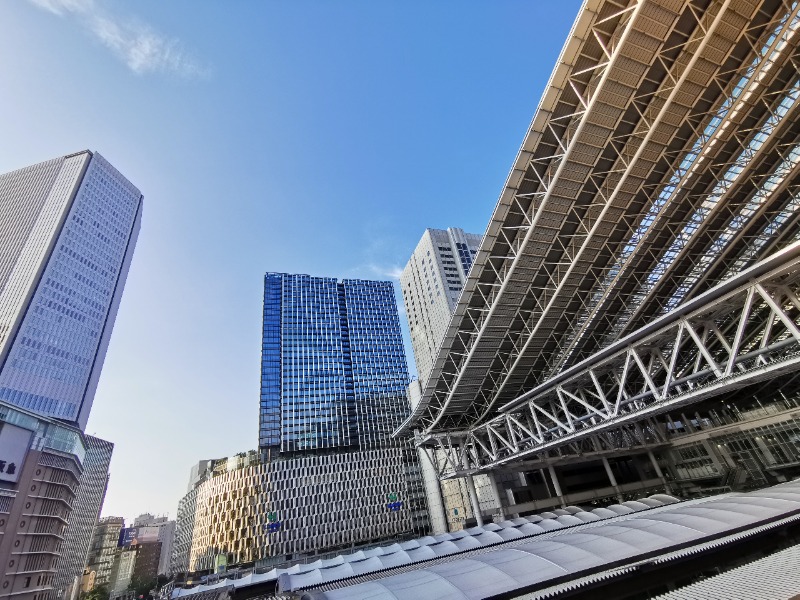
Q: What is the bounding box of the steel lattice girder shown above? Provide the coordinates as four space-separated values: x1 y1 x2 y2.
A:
440 240 800 473
399 0 800 437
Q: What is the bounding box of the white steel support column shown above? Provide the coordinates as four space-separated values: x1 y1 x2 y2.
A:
648 451 672 494
462 452 484 527
418 447 448 534
465 475 484 527
547 465 565 507
602 457 623 502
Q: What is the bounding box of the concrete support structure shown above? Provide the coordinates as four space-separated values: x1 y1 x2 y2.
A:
602 457 623 502
486 472 505 520
547 465 565 507
648 451 672 494
464 475 483 527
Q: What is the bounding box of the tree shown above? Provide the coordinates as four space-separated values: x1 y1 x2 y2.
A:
84 584 110 600
128 575 157 600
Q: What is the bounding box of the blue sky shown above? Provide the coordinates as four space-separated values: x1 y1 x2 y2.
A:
1 0 581 521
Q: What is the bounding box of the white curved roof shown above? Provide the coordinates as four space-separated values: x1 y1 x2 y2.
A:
173 491 678 600
295 480 800 599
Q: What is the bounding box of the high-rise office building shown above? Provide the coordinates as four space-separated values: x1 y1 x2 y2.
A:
52 436 114 599
259 275 410 451
399 229 493 534
0 402 86 600
174 275 428 573
0 151 142 429
0 151 140 600
399 228 481 386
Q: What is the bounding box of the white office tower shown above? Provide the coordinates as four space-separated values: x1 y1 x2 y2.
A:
400 228 481 387
0 151 142 429
400 228 488 535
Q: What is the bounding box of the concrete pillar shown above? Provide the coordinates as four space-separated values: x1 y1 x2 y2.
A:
417 446 449 534
547 465 566 507
648 450 673 494
487 471 505 520
602 457 623 502
462 450 484 527
465 475 484 527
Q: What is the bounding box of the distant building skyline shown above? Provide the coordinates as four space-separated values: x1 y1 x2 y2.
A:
0 151 142 429
85 516 125 591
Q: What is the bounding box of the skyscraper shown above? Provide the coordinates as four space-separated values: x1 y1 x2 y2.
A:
400 229 498 534
259 275 410 452
52 436 114 599
0 151 141 599
400 228 481 386
0 151 142 429
173 275 428 573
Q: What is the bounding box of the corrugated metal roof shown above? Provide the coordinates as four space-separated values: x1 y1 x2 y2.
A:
299 479 800 600
651 543 800 600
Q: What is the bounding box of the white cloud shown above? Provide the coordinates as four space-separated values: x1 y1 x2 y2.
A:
27 0 93 16
368 264 404 280
26 0 209 79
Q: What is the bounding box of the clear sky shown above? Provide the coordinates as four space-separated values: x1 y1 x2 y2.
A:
0 0 582 522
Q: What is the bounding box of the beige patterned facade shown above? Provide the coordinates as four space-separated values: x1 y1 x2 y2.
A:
175 443 427 572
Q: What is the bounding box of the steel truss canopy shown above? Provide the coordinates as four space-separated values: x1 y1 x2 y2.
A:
428 240 800 476
399 0 800 437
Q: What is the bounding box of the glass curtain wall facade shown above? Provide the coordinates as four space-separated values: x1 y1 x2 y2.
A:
173 275 429 574
259 275 409 453
0 151 142 429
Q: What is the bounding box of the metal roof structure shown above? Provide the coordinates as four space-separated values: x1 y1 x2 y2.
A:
297 479 800 600
172 494 680 598
430 239 800 474
650 541 800 599
401 0 800 438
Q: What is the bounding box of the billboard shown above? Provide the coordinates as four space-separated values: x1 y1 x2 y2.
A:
214 554 227 574
118 526 160 547
0 422 33 483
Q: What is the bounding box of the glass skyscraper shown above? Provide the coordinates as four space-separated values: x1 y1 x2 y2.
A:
259 274 409 452
173 274 429 572
0 151 141 599
0 150 142 429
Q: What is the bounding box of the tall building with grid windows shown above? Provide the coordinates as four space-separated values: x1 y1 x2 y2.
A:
0 151 140 599
399 228 481 387
173 275 429 573
0 150 142 429
259 274 410 452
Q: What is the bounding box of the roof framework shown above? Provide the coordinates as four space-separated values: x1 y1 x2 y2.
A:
401 0 800 437
427 240 800 474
